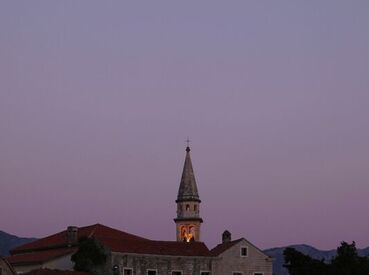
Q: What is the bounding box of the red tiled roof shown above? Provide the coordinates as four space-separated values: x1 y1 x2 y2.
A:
11 224 148 254
9 224 211 262
6 248 76 266
210 239 243 256
104 238 211 257
24 269 90 275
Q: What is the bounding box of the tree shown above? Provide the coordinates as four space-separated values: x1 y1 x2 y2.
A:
284 242 369 275
71 237 108 275
284 247 328 275
331 242 369 275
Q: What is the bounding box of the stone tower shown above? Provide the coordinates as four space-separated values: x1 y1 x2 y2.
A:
174 146 203 242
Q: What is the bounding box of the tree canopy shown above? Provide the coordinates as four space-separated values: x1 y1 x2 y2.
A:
284 241 369 275
71 237 108 274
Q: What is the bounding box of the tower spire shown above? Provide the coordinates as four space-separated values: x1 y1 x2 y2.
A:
174 145 203 242
177 145 200 202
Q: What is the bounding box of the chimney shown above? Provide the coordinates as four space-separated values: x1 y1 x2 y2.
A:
222 230 231 243
66 226 78 246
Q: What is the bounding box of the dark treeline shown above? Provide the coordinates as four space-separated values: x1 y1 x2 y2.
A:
284 242 369 275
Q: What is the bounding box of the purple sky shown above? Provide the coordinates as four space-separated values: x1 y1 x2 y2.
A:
1 1 369 250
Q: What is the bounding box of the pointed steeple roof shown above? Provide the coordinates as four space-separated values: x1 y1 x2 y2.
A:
176 146 200 202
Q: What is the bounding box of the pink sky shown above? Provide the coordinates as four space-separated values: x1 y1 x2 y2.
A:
1 1 369 250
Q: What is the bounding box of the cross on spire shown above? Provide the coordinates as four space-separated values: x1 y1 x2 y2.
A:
186 137 191 147
185 137 191 152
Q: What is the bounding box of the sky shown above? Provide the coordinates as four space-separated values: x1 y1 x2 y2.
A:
1 1 369 250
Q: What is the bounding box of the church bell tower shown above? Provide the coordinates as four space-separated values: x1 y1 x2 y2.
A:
174 146 203 242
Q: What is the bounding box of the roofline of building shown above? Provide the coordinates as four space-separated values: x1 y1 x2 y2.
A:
8 250 76 266
238 238 274 260
211 238 273 260
112 251 214 259
11 243 78 255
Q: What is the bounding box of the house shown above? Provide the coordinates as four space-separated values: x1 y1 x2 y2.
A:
7 146 273 275
211 231 273 275
0 257 16 275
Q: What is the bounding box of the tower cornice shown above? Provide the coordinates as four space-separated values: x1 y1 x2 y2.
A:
174 217 203 223
175 198 201 203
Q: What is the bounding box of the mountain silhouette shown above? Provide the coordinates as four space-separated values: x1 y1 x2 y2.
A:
0 230 36 256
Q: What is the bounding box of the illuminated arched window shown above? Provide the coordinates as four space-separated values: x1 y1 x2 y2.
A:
181 226 187 241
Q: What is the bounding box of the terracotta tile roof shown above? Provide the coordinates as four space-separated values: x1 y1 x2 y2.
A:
11 224 148 254
210 239 243 256
23 269 90 275
8 224 211 262
6 248 76 266
104 238 211 257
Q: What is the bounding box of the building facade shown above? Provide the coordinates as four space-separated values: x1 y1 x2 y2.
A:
0 257 16 275
7 146 273 275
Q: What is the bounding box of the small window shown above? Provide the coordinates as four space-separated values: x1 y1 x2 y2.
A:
186 204 190 211
172 271 182 275
254 273 263 275
0 267 3 275
233 273 243 275
240 246 248 257
194 204 197 211
147 270 157 275
200 272 211 275
124 268 133 275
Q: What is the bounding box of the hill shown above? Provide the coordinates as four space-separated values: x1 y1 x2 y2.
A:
0 230 36 256
264 244 369 275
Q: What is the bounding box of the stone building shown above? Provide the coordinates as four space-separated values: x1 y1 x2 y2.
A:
7 146 273 275
0 257 16 275
211 232 273 275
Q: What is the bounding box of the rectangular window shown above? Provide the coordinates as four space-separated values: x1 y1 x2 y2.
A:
200 272 211 275
254 273 263 275
233 273 243 275
147 270 157 275
124 268 133 275
240 246 248 257
0 267 2 275
172 272 182 275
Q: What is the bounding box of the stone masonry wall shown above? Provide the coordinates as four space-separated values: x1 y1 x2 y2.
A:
112 253 213 275
213 239 273 275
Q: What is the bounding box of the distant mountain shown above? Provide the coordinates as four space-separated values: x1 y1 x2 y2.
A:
0 230 36 256
263 244 369 275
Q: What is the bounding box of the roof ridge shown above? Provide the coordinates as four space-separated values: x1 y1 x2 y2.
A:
91 223 150 241
210 238 244 256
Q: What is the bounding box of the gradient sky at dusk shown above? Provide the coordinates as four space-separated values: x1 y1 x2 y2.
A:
1 1 369 250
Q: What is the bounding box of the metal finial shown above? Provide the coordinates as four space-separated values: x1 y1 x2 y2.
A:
186 137 191 152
